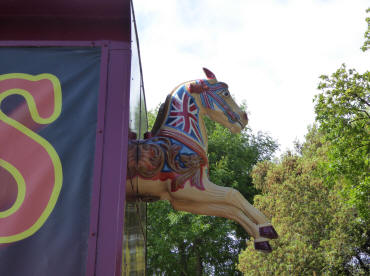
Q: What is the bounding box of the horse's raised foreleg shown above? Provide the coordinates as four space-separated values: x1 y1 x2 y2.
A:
170 199 273 252
224 188 267 225
223 187 278 240
168 177 278 240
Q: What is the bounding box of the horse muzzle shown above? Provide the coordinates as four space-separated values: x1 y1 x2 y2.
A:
234 112 248 130
241 112 248 127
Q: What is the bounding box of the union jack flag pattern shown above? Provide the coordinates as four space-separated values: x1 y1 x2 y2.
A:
165 88 204 145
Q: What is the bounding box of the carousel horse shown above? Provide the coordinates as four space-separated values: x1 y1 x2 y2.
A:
127 68 278 252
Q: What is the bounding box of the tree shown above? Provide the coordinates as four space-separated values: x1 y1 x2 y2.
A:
361 8 370 52
147 111 277 275
238 127 369 275
239 15 370 273
314 65 370 223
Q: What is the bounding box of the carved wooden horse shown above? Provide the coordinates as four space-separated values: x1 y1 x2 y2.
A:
127 68 278 252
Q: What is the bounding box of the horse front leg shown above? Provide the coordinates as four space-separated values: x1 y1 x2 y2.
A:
221 187 278 240
170 199 273 252
168 176 278 240
217 181 278 240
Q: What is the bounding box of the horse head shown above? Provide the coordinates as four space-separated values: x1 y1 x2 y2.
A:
189 68 248 134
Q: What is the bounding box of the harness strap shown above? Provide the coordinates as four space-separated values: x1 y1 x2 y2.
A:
158 128 208 166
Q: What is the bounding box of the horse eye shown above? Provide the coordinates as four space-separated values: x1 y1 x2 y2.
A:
222 91 230 97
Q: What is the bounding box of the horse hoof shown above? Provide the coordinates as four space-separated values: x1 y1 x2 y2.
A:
254 241 272 253
259 225 278 239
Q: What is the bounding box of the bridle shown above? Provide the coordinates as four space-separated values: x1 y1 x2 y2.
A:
195 80 241 125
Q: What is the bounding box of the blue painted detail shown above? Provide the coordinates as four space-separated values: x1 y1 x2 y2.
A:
164 86 204 145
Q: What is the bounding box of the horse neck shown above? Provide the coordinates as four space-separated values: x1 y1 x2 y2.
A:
197 110 208 149
160 83 209 152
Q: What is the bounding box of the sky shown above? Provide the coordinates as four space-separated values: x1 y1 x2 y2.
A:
133 0 369 153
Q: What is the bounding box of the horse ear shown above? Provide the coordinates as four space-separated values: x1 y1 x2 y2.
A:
203 68 217 80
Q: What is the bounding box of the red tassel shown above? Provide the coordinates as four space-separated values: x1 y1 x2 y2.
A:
189 82 209 94
144 132 153 139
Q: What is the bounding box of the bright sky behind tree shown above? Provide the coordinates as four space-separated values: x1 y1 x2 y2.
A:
134 0 369 153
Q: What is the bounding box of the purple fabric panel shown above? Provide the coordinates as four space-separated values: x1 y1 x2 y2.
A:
0 41 106 47
0 0 130 41
0 17 130 41
85 44 109 276
0 0 130 17
95 44 131 276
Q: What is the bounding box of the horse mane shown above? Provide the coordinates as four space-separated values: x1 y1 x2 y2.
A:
150 94 172 136
150 80 202 137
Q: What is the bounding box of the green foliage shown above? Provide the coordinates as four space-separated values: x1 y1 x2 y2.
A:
147 201 241 275
131 93 148 138
238 129 369 275
361 8 370 52
146 111 277 275
314 65 370 223
147 104 160 130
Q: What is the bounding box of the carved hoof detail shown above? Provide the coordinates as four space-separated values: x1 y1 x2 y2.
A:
254 241 272 253
259 226 278 239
